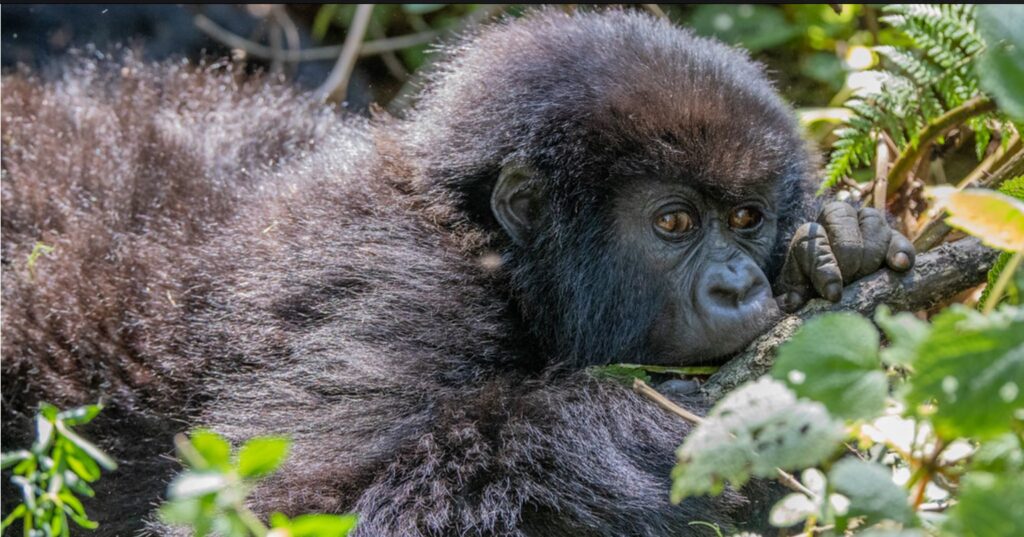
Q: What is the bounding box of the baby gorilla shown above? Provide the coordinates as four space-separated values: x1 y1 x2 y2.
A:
1 7 914 537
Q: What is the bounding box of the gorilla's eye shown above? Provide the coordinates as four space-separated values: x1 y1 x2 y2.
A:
728 207 763 230
653 210 695 237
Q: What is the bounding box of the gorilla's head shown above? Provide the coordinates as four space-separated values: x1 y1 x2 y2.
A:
405 8 814 367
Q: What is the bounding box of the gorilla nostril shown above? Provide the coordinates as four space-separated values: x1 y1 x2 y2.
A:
702 264 769 310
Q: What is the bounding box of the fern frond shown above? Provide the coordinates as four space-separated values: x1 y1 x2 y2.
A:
821 4 1010 191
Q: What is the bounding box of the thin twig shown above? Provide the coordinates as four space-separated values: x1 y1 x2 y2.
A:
913 146 1024 251
886 97 997 197
632 379 818 499
632 378 706 424
315 4 375 103
195 13 439 62
872 136 890 211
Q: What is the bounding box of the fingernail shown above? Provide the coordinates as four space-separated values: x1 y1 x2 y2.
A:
825 282 842 301
893 252 910 270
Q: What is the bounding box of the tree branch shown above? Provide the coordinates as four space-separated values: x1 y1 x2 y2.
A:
886 97 997 197
702 238 999 400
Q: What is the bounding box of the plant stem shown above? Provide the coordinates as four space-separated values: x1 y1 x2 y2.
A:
236 504 269 537
887 97 997 197
983 250 1024 315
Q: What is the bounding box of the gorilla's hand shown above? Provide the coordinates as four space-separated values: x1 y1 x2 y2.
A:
777 201 915 312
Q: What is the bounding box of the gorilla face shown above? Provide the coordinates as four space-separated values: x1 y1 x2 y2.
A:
612 178 782 365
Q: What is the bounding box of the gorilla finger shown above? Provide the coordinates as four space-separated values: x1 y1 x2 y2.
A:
886 232 916 272
817 201 863 281
785 222 843 304
776 225 816 311
855 207 892 279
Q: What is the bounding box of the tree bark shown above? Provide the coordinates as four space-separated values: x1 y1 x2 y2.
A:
702 238 999 400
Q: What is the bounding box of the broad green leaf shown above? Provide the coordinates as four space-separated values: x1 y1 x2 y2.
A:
875 306 930 367
772 313 887 420
671 377 844 502
283 514 359 537
970 432 1023 474
945 471 1024 537
929 187 1024 252
189 430 232 470
167 472 228 500
57 404 103 426
977 5 1024 121
237 437 290 478
829 458 915 527
769 492 818 527
906 305 1024 440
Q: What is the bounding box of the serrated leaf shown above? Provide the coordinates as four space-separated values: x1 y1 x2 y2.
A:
906 305 1024 440
189 430 232 470
237 437 290 478
771 313 887 420
929 187 1024 252
945 471 1024 537
829 458 916 526
671 377 844 502
769 492 817 527
977 5 1024 121
875 305 930 367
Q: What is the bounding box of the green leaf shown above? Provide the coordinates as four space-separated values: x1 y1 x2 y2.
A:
875 305 930 367
771 313 887 420
977 5 1024 121
1 450 32 469
1 504 27 530
57 404 103 426
688 5 800 52
929 187 1024 252
167 472 228 500
402 4 446 15
945 471 1024 537
906 305 1024 440
829 458 916 526
66 448 102 482
36 412 55 450
189 430 232 470
55 422 117 470
671 377 844 502
283 514 359 537
237 436 290 478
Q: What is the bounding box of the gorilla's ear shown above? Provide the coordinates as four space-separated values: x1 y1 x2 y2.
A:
491 163 542 245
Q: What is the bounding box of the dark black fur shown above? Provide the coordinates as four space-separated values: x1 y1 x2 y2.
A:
2 9 813 536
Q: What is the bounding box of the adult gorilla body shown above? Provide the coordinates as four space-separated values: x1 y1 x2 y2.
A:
1 9 912 536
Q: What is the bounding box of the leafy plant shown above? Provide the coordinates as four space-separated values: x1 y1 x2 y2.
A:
822 4 1013 191
160 431 357 537
1 403 116 537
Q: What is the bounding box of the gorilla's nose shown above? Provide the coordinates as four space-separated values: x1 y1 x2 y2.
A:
698 259 771 315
